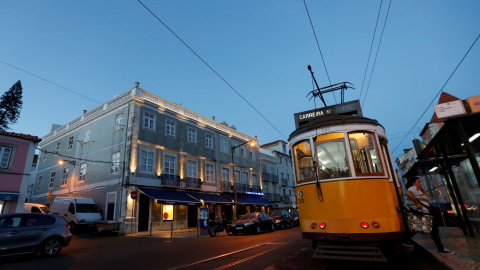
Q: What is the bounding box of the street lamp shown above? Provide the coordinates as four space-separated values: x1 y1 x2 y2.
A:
58 159 76 167
231 140 256 221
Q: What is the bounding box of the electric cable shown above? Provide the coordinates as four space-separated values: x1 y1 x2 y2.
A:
0 60 102 105
362 0 392 109
359 0 383 102
137 0 288 140
302 0 336 104
391 33 480 156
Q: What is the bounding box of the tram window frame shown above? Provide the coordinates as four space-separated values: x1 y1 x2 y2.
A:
292 140 315 184
314 133 351 180
348 131 385 177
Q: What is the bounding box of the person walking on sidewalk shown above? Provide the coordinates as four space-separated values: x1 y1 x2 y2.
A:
406 177 455 254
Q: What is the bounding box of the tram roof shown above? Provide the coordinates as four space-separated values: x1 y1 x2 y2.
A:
288 114 382 141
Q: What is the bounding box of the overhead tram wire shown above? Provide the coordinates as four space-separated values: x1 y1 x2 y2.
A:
137 0 287 140
0 60 102 105
302 0 336 104
358 0 383 102
362 0 392 109
391 33 480 156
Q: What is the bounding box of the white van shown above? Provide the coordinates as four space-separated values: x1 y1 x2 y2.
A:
50 197 102 230
24 203 50 214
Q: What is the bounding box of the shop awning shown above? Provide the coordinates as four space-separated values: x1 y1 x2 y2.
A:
0 192 19 201
139 188 201 206
222 194 277 207
187 192 232 205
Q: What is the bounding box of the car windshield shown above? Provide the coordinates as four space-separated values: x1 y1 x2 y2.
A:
270 211 282 216
240 213 258 220
39 207 50 213
76 203 100 213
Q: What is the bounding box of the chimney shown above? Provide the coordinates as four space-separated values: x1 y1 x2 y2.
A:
83 110 87 114
135 82 140 88
212 116 215 121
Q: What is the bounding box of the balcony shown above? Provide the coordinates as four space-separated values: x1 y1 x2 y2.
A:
264 192 273 201
281 178 288 186
261 172 279 183
159 174 181 187
248 185 261 193
273 194 281 202
222 181 234 193
184 177 202 189
281 195 291 201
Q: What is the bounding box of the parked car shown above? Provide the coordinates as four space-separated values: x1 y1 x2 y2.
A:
270 210 294 229
0 213 72 257
289 211 300 226
50 197 102 231
230 212 275 235
430 202 457 227
24 203 50 214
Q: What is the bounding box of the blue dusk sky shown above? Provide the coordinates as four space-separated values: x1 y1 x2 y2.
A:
1 0 479 162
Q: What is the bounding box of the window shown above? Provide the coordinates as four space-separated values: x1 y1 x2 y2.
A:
232 141 239 156
111 152 120 174
55 142 61 155
250 149 255 160
79 163 87 181
234 171 240 183
349 132 383 175
0 146 12 169
292 140 315 184
84 128 91 143
67 136 74 150
315 133 350 180
115 114 123 131
252 174 258 185
222 168 230 182
241 146 246 158
43 148 47 160
36 175 43 191
242 172 248 184
140 150 154 173
164 155 176 174
144 111 155 130
283 144 287 153
163 205 174 221
49 171 56 189
61 168 69 186
220 136 228 153
205 134 213 149
187 161 197 178
166 120 175 136
188 128 196 143
206 164 214 181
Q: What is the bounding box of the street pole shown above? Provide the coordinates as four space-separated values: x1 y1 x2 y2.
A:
231 140 256 222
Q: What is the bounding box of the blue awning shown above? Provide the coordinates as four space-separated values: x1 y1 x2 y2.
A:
187 192 232 205
0 192 19 201
139 188 201 206
222 194 277 207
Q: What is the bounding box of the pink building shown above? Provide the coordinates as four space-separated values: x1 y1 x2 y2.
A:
0 131 41 214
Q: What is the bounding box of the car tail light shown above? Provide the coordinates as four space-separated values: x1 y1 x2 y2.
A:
311 223 317 229
361 222 369 229
66 223 71 231
372 222 380 228
447 209 454 214
319 222 326 229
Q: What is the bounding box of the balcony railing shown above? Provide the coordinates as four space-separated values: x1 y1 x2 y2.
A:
221 181 261 194
261 172 278 183
184 177 202 189
264 192 273 201
160 174 181 187
281 195 291 201
281 178 288 186
273 194 281 202
222 181 234 193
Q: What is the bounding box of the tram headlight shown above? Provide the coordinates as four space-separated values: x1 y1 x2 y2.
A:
372 222 380 228
360 222 369 229
311 223 317 229
319 222 326 229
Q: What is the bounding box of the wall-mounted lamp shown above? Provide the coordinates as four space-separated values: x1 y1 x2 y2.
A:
59 159 76 167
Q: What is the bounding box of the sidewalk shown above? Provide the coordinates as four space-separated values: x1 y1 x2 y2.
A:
412 227 480 270
126 228 207 238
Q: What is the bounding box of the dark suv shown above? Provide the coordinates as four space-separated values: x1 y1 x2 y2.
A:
270 210 294 230
0 213 72 257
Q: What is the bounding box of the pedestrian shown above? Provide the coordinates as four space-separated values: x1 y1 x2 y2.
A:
405 177 454 254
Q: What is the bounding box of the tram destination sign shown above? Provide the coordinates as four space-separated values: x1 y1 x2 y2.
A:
294 100 362 129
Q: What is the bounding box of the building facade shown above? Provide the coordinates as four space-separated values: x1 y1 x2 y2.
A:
260 140 296 210
0 131 41 214
32 84 272 233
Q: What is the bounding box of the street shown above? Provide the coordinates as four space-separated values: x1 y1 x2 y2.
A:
0 227 447 270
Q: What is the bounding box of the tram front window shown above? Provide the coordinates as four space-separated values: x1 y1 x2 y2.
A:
315 138 350 180
349 132 383 175
292 140 315 184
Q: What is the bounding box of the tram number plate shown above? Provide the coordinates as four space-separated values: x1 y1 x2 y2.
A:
298 198 304 204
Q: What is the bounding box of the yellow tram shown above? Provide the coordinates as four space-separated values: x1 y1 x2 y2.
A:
289 100 407 258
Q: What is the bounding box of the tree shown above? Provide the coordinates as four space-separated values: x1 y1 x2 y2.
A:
0 80 23 131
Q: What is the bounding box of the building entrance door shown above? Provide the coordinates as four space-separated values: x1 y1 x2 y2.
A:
138 194 150 232
187 205 197 228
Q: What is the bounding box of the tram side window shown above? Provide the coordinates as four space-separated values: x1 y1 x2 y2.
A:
349 132 383 175
292 140 315 184
316 138 350 180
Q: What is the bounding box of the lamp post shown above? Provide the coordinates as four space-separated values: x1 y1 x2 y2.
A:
231 140 256 221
